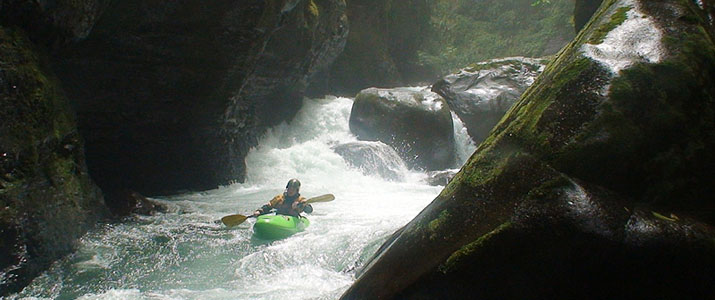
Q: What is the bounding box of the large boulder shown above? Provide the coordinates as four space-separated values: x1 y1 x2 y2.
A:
349 87 455 171
0 27 108 295
431 57 546 144
53 0 348 197
341 0 715 299
332 141 408 181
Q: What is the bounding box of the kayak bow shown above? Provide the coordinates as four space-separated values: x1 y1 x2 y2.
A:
253 214 310 239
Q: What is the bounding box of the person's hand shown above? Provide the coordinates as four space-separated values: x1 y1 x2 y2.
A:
252 210 261 217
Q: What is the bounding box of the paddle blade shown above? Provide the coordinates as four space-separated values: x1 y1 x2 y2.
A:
221 214 249 227
306 194 335 204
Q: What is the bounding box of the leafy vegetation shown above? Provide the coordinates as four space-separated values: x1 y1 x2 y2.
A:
419 0 575 75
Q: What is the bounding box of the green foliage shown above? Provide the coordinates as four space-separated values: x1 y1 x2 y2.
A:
420 0 575 75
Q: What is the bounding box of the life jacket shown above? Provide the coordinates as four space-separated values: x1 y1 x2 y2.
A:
266 193 307 217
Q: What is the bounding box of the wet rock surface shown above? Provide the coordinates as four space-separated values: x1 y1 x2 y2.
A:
424 169 458 186
332 141 407 181
349 87 455 171
431 57 546 144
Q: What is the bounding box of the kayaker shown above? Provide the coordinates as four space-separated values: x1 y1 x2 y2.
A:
252 179 313 217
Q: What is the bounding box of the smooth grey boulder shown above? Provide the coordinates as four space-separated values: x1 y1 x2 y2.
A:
332 141 407 181
349 87 455 171
431 57 546 144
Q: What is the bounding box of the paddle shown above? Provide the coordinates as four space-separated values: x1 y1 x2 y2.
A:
221 193 335 227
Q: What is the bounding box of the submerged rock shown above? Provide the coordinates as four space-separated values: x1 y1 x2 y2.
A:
349 87 455 171
431 57 546 144
341 0 715 299
106 190 167 217
332 141 408 181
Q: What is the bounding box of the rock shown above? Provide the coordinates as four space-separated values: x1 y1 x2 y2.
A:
0 27 108 296
349 87 455 171
308 0 434 96
431 57 546 144
332 141 408 181
53 0 348 196
424 169 458 186
0 0 110 47
340 0 715 299
106 190 166 217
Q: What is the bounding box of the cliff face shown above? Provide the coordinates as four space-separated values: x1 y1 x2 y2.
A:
0 0 110 46
0 26 108 295
52 0 348 197
341 0 715 299
309 0 433 96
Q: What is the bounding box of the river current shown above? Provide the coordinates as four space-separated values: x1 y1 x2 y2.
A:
10 94 476 300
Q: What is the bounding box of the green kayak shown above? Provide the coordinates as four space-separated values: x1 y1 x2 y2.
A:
253 214 310 239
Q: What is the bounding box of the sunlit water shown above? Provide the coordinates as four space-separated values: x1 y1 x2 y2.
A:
10 94 476 300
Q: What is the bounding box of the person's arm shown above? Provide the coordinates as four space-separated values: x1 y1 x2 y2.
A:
294 197 313 213
253 196 279 216
302 203 313 213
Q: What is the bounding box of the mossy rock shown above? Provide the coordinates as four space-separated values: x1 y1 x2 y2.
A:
0 26 108 295
340 0 715 299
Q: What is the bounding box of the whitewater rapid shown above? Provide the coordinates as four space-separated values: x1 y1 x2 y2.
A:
10 94 476 300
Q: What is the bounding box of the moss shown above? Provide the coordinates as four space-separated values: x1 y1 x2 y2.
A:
428 210 451 239
588 6 631 45
525 175 571 202
494 55 604 154
0 27 76 146
460 148 511 187
440 221 513 273
308 0 319 17
651 211 678 222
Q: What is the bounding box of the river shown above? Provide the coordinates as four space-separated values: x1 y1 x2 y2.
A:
10 93 476 300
